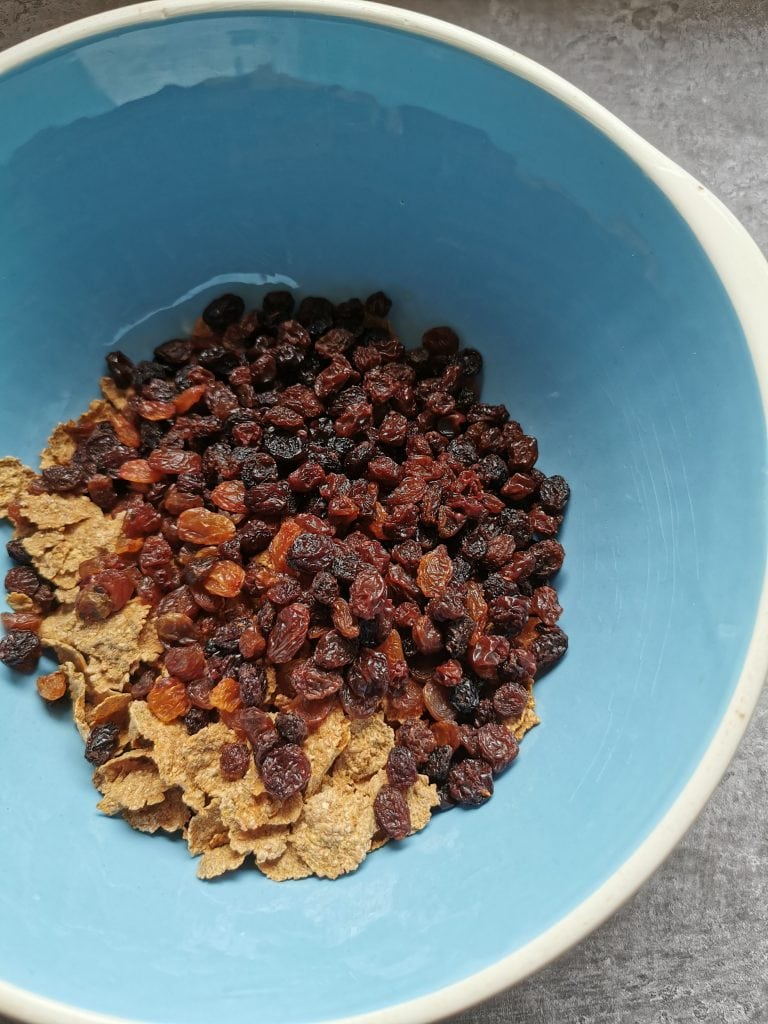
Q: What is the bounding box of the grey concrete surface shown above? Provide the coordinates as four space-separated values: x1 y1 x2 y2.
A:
1 1 766 1023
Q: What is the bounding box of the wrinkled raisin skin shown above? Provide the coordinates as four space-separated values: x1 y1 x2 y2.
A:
84 723 119 767
374 785 411 840
259 743 311 799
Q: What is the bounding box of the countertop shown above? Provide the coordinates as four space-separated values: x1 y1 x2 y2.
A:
1 1 766 1022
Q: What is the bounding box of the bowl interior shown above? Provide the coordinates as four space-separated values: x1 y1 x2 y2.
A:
0 10 765 1024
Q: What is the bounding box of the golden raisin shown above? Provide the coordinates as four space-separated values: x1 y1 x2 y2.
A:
204 560 246 598
147 676 190 723
117 459 165 484
36 670 68 702
210 480 247 514
268 518 304 573
110 413 142 448
173 384 207 413
177 508 236 545
416 545 453 598
209 676 242 713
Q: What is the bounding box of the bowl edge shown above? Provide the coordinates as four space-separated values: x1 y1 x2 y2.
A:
0 3 766 1024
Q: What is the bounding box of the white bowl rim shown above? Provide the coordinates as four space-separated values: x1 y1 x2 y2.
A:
0 3 767 1023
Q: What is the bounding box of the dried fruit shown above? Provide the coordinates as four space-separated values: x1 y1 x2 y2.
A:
386 745 418 788
147 676 190 723
84 723 119 767
177 508 236 545
203 560 246 598
219 742 250 781
36 670 68 702
267 603 310 663
1 286 567 882
477 722 519 772
374 785 411 840
259 743 311 799
0 629 41 672
448 758 494 806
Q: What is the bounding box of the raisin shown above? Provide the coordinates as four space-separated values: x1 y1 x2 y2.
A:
204 560 246 598
416 545 453 597
219 742 250 781
106 350 134 388
444 616 474 659
493 681 529 718
477 723 519 772
530 586 563 626
164 643 206 682
147 676 190 723
349 566 387 619
251 726 281 766
450 677 481 719
6 539 32 565
177 508 235 545
314 630 357 670
448 758 493 806
538 474 570 512
237 663 267 707
422 326 459 357
530 625 568 673
0 629 41 672
310 572 339 605
267 603 310 663
184 707 211 735
259 743 311 799
202 293 245 332
275 711 309 744
423 681 456 722
385 745 419 788
470 635 510 681
291 660 343 700
5 565 41 598
286 533 335 574
374 785 411 840
84 722 119 766
423 743 453 784
396 719 438 763
529 539 565 578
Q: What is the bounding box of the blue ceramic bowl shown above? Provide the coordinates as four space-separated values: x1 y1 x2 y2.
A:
1 4 767 1024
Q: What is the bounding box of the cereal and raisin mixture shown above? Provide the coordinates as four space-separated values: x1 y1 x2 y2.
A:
0 290 568 880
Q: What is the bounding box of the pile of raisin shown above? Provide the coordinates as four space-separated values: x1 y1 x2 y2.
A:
1 289 568 824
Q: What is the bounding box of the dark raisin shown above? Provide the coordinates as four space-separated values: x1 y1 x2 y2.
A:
492 681 529 719
6 539 32 565
311 571 340 605
374 785 411 840
530 625 568 673
184 707 211 735
106 350 134 389
202 293 245 332
385 745 418 788
297 296 335 337
238 663 267 707
477 723 519 772
450 677 481 719
286 533 335 574
538 474 570 512
259 743 311 799
0 629 41 672
275 712 309 745
423 743 453 784
448 758 493 806
84 722 119 767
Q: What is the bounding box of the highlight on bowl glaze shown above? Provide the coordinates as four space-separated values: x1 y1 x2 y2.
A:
0 4 766 1024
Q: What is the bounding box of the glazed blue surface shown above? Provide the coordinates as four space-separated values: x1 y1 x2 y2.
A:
0 11 765 1024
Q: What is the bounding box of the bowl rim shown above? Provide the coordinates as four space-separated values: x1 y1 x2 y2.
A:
1 2 767 1023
